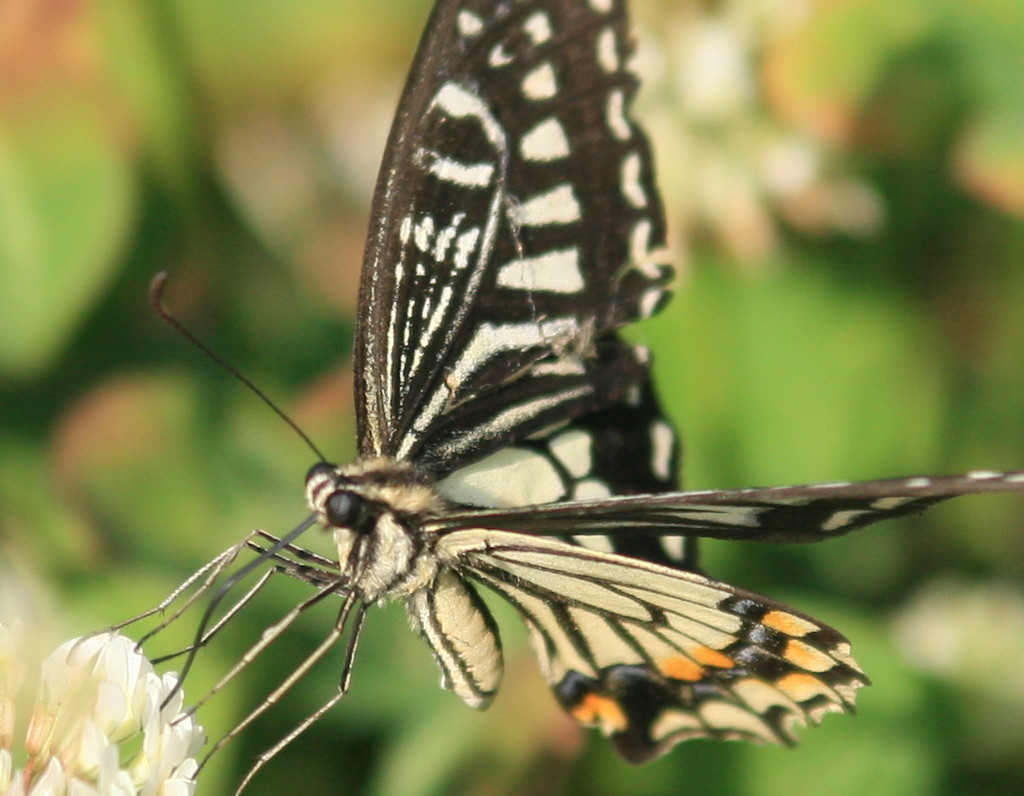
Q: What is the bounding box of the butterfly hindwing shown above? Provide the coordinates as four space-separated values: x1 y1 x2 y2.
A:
438 530 866 761
355 0 673 474
436 373 695 566
557 377 694 567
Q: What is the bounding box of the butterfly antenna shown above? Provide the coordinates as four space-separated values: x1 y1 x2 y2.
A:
149 271 328 463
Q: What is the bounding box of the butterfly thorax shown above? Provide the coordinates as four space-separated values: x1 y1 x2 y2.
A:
305 458 447 602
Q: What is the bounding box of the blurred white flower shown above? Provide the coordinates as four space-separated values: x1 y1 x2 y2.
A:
635 0 882 264
892 577 1024 703
0 626 204 796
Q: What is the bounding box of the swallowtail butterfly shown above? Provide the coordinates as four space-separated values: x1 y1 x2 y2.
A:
231 0 1024 765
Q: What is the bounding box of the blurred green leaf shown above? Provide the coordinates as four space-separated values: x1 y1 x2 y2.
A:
644 264 945 489
2 1 1023 794
0 96 133 378
956 108 1024 217
765 0 928 141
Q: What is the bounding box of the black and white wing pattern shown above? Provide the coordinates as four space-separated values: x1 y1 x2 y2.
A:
436 529 867 761
434 470 1024 543
291 0 1024 770
418 468 1024 760
355 0 672 474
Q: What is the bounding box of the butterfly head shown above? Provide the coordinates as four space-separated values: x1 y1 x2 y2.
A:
304 458 445 600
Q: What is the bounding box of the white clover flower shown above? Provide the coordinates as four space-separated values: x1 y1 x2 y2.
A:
0 626 204 796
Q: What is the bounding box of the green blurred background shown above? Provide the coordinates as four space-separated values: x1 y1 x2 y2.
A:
2 0 1023 794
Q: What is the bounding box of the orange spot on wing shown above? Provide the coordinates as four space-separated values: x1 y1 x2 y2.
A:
571 692 628 733
776 672 828 702
783 639 831 672
690 645 735 669
762 610 814 637
658 655 704 681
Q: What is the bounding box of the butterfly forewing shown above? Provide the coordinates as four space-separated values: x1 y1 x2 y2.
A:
355 0 672 475
430 470 1024 543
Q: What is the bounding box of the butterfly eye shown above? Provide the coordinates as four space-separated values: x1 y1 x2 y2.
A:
325 490 367 531
305 461 337 485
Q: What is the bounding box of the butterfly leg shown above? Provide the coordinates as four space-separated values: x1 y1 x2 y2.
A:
228 597 368 796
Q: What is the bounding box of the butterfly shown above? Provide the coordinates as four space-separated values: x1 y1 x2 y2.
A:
231 0 1024 765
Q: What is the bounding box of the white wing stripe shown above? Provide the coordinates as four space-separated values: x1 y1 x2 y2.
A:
488 558 652 620
431 82 507 148
520 117 571 162
568 608 644 669
514 184 582 226
481 542 729 604
496 247 584 292
616 585 742 632
421 385 593 462
470 570 598 680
